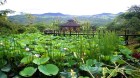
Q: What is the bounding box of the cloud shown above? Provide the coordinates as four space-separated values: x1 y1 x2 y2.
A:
0 0 140 15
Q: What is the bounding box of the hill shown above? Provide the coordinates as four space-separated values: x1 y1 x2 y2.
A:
8 12 122 26
32 12 68 17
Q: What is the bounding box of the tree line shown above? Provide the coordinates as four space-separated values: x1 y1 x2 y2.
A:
106 5 140 34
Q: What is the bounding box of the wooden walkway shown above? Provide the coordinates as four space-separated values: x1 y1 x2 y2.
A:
44 30 140 45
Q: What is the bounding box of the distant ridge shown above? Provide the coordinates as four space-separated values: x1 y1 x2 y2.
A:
32 12 68 16
31 12 123 16
97 12 123 15
8 12 123 26
92 12 123 16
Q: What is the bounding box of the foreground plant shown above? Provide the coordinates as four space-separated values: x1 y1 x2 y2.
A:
0 32 140 77
19 55 59 77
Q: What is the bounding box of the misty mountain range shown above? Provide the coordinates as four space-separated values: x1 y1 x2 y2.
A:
8 12 123 26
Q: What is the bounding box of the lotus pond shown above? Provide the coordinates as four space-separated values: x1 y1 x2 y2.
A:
0 32 140 78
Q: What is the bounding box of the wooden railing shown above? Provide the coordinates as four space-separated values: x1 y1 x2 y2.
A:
44 30 140 45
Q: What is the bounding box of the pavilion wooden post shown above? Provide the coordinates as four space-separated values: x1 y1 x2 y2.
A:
70 30 71 36
63 30 65 36
58 30 60 36
53 30 56 36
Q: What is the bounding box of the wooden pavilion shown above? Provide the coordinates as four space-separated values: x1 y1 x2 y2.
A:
59 19 80 32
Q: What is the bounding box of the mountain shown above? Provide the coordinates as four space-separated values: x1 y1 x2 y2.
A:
94 13 113 16
32 12 68 17
8 12 122 26
91 13 119 19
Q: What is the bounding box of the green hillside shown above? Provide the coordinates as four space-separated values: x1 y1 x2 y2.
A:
8 12 121 26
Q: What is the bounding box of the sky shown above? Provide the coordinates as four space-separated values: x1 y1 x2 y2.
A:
0 0 140 15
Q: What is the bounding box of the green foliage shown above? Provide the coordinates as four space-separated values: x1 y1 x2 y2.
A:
19 67 37 77
1 64 11 72
33 57 50 65
20 56 34 64
0 10 47 34
79 76 89 78
0 59 7 68
80 59 103 75
107 5 140 33
0 9 15 16
38 64 59 76
0 10 27 34
92 31 120 60
24 26 39 33
120 47 132 56
25 13 36 25
0 71 7 78
33 23 47 32
129 6 140 12
0 32 139 77
8 13 117 27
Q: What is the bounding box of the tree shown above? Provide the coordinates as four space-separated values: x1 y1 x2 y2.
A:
33 23 47 32
127 17 140 32
0 9 15 21
128 5 140 13
107 5 140 33
0 9 26 34
25 13 36 25
0 0 6 5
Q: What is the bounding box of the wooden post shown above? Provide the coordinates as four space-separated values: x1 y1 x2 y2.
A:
55 30 58 36
58 30 60 36
125 29 128 45
53 30 55 36
70 30 71 36
125 35 128 45
63 31 65 36
77 30 79 36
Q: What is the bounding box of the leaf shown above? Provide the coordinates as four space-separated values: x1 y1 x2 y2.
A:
120 48 132 57
102 55 111 61
111 55 125 64
86 59 93 66
19 67 37 77
0 71 7 78
38 64 59 76
34 45 45 52
80 65 102 74
108 69 118 77
33 57 50 65
20 56 34 64
12 75 22 78
117 59 125 64
111 56 120 63
78 76 89 78
0 59 7 68
19 43 26 48
125 69 132 75
124 65 134 75
60 72 69 78
1 64 11 72
102 67 110 76
67 60 76 67
93 59 103 67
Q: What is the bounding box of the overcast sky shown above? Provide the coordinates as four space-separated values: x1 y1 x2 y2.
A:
0 0 140 15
